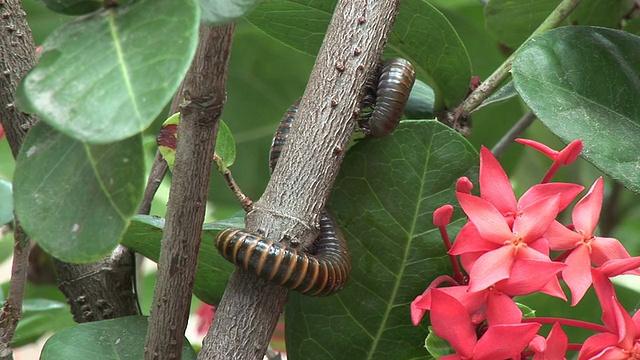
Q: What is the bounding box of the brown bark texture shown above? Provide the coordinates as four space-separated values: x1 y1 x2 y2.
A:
198 1 402 359
144 23 236 360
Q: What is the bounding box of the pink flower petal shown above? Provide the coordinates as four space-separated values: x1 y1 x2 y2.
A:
497 258 566 296
519 183 584 212
473 323 541 360
545 220 582 251
468 246 515 292
485 292 522 325
513 194 560 243
591 236 635 266
563 245 593 306
545 323 569 360
457 192 513 243
456 177 474 193
597 257 640 277
572 177 603 235
578 332 619 360
478 147 517 215
431 290 477 357
449 222 501 256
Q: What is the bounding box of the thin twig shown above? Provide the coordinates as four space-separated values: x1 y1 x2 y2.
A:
457 0 583 119
491 112 537 158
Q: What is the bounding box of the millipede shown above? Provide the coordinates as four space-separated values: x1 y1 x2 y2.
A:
215 99 351 296
360 57 416 137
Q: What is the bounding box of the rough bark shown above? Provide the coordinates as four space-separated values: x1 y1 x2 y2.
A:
0 2 38 359
199 1 402 359
144 23 235 360
55 246 139 323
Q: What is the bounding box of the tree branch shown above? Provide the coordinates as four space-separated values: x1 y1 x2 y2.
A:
198 1 402 359
144 23 235 359
0 2 38 358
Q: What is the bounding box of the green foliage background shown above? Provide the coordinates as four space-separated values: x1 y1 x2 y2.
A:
2 0 640 358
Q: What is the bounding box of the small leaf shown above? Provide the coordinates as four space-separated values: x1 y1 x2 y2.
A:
22 298 68 312
157 113 180 171
517 302 536 318
200 0 263 25
215 120 236 169
404 79 435 120
158 114 235 172
17 0 200 143
40 316 196 359
286 120 478 360
121 215 242 305
425 326 454 358
37 0 102 15
13 122 144 263
474 80 518 113
512 27 640 194
0 178 12 225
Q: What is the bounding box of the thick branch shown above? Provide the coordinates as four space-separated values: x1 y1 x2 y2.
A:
144 23 235 360
199 1 402 359
0 2 38 359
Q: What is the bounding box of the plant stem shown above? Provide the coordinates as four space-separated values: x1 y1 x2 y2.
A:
458 0 583 119
198 1 403 359
491 111 537 158
144 23 235 360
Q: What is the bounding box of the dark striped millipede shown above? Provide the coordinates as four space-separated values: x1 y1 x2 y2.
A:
215 99 351 296
215 57 414 296
359 57 416 137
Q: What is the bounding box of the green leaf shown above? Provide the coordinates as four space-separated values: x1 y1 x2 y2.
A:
0 178 12 225
215 120 236 169
121 215 242 305
200 0 262 25
246 0 471 110
37 0 102 15
425 326 454 358
12 302 74 347
17 0 200 144
512 27 640 194
13 122 144 263
404 79 435 120
40 316 196 359
158 114 235 172
474 80 518 112
484 0 559 48
285 120 478 360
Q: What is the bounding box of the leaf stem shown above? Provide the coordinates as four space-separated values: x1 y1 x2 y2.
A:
491 111 537 158
458 0 583 119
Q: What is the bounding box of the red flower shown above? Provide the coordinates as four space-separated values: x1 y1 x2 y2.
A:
545 178 640 305
430 290 540 360
529 323 568 360
453 191 564 292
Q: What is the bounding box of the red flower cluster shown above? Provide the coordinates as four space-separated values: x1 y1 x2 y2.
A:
411 140 640 359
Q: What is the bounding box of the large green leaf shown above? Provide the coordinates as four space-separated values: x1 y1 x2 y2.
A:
121 215 243 305
13 122 144 262
512 27 640 194
40 316 196 359
246 0 471 110
16 0 199 144
37 0 102 15
285 120 478 360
